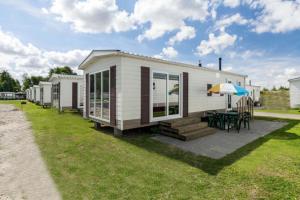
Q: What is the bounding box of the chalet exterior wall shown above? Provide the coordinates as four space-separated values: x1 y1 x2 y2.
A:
289 78 300 108
245 85 261 103
33 85 40 103
83 56 122 129
120 56 245 121
81 53 246 131
39 82 52 106
50 74 84 111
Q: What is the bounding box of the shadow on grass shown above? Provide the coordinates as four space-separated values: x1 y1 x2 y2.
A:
105 119 300 175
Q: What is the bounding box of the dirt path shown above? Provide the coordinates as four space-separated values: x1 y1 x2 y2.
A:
0 104 61 200
254 111 300 120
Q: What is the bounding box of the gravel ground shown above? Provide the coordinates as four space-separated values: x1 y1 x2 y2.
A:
0 104 61 200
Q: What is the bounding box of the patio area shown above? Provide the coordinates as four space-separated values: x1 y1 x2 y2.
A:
153 120 287 159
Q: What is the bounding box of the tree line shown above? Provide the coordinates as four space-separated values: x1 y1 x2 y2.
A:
0 66 76 92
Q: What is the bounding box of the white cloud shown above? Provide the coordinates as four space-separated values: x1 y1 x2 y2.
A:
223 66 233 71
168 26 196 45
134 0 210 41
227 49 264 59
44 49 90 67
0 28 89 80
215 13 249 31
196 31 237 56
155 46 178 59
0 27 41 56
223 0 240 8
226 57 300 88
0 1 45 18
194 12 248 57
248 0 300 33
47 0 135 33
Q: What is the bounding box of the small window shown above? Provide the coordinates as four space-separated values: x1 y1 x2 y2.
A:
207 84 212 96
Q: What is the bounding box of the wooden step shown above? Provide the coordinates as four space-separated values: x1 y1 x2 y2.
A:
160 130 187 140
160 122 208 134
160 117 201 128
181 127 216 141
160 127 216 141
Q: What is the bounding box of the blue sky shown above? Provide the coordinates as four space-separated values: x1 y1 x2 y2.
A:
0 0 300 88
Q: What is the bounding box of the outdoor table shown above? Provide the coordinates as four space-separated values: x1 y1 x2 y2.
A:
215 111 239 130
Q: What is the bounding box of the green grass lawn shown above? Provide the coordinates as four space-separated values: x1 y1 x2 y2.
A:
255 109 300 115
1 100 300 199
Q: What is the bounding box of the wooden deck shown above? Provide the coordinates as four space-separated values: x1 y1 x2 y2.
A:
160 116 216 141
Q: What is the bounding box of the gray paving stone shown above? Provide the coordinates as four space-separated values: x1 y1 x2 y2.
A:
152 120 287 159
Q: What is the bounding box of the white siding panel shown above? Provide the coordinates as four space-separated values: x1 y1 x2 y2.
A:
290 80 300 108
121 56 245 120
42 84 52 104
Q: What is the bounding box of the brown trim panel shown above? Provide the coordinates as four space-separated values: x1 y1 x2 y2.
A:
72 82 78 109
182 72 188 117
110 66 116 126
85 73 89 117
141 66 150 124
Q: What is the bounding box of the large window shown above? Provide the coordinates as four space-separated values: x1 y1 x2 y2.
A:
207 84 212 96
89 70 110 121
102 70 110 120
52 83 59 101
168 75 179 115
152 72 180 119
95 73 101 117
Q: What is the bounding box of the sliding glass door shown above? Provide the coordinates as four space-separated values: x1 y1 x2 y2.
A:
89 70 110 121
168 75 180 115
152 72 181 120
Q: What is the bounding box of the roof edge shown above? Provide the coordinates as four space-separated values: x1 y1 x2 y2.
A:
78 50 247 78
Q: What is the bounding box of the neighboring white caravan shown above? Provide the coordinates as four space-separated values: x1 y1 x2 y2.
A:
289 77 300 108
246 84 261 105
79 50 247 133
0 92 15 100
29 87 34 101
39 81 52 107
49 74 84 111
26 89 30 100
33 85 41 104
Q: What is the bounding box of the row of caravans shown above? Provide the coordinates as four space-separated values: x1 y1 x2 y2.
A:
0 92 26 100
26 50 259 134
26 74 84 111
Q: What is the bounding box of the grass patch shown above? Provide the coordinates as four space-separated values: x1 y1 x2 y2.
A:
255 109 300 115
1 100 300 199
260 90 290 110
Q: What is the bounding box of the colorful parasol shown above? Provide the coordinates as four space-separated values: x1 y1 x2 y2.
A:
208 83 249 96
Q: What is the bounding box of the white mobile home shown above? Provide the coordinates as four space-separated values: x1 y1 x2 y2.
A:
39 81 52 107
0 92 15 100
49 74 84 111
33 85 40 104
289 77 300 108
26 89 30 100
29 87 34 101
79 50 247 133
246 84 261 105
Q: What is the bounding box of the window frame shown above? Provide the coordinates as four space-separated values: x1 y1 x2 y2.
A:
88 68 110 123
150 70 182 122
207 84 212 96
